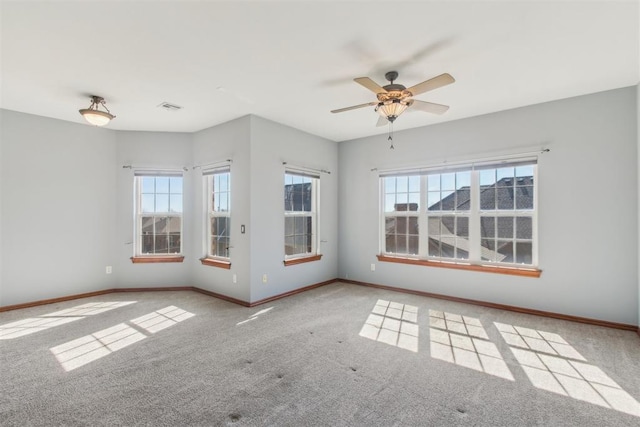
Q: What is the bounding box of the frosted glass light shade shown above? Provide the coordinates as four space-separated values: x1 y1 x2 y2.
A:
79 109 114 126
377 100 409 119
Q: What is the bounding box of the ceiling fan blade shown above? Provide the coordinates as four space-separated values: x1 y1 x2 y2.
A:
376 115 388 127
406 73 455 96
411 100 450 115
354 77 387 94
331 102 377 114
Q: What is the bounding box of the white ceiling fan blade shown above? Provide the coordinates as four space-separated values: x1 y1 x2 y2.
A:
411 100 450 115
354 77 387 94
406 73 455 96
376 115 388 127
331 101 377 114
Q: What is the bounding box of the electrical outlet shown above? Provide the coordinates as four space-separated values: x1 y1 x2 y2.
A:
262 274 268 283
370 263 375 272
233 274 237 283
106 266 112 274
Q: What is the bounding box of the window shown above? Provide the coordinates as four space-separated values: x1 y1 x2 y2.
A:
380 160 537 274
206 169 231 259
134 173 183 260
284 172 319 262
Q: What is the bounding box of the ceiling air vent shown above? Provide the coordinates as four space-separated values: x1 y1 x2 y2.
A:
157 102 183 112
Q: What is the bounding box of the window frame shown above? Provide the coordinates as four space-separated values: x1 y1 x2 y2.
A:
132 172 184 262
205 168 231 262
379 161 539 275
284 171 321 263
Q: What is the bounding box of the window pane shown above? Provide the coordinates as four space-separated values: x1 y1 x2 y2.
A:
516 242 532 264
156 177 169 193
480 188 496 210
497 240 514 262
294 216 305 234
285 216 294 236
169 195 182 213
516 217 532 239
497 187 514 209
427 175 440 191
480 170 495 186
219 193 229 212
155 235 169 253
440 236 455 258
386 234 397 254
497 167 514 182
480 217 495 238
516 165 534 179
428 216 441 237
141 216 155 234
385 177 396 194
142 195 155 213
142 235 154 253
396 217 407 234
457 216 469 238
516 186 534 209
169 177 182 194
408 176 420 192
169 234 181 253
427 192 441 210
285 236 295 255
455 188 471 210
456 171 470 189
155 194 169 212
441 216 455 235
142 177 155 193
497 217 514 238
396 234 407 253
408 193 420 211
408 236 419 255
428 238 441 257
168 217 181 233
385 194 395 212
294 235 305 254
219 174 228 192
408 216 419 235
441 173 455 191
480 238 496 261
440 191 455 211
396 176 408 193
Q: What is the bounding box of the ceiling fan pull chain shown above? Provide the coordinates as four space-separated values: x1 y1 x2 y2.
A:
388 122 394 150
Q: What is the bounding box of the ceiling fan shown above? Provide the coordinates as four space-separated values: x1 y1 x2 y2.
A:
331 71 455 127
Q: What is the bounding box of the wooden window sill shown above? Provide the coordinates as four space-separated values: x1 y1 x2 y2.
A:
200 258 231 269
284 254 322 266
131 256 185 264
376 255 541 278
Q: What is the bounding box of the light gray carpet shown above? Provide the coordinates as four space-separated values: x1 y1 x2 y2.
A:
1 282 639 426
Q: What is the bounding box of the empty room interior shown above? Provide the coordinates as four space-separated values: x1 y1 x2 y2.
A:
1 1 639 426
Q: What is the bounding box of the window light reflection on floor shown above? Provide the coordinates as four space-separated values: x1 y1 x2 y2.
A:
237 307 274 326
359 299 419 352
429 310 514 381
50 306 195 372
0 301 136 340
495 322 640 417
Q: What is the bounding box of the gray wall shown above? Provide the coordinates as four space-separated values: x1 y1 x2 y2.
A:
248 116 338 302
339 87 638 325
191 116 251 302
0 110 117 305
114 130 193 288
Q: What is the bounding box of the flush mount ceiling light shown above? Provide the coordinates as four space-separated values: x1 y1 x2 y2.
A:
79 95 115 126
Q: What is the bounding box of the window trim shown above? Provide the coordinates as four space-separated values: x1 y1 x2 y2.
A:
204 167 231 264
284 171 320 261
379 161 538 273
133 172 184 259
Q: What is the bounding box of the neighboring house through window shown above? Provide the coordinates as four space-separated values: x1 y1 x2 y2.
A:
134 172 183 260
380 159 537 272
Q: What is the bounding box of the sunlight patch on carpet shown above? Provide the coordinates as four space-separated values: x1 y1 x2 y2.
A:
237 307 274 326
429 310 514 381
359 299 419 352
50 306 195 372
495 322 640 417
0 301 137 340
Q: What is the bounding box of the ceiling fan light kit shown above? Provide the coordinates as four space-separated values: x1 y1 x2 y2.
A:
79 95 115 126
331 70 455 124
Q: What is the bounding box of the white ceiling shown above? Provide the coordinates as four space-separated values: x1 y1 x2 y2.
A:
1 1 638 142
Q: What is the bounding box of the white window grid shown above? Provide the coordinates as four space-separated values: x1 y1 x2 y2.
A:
207 172 231 260
284 173 319 259
134 175 183 256
379 164 538 268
